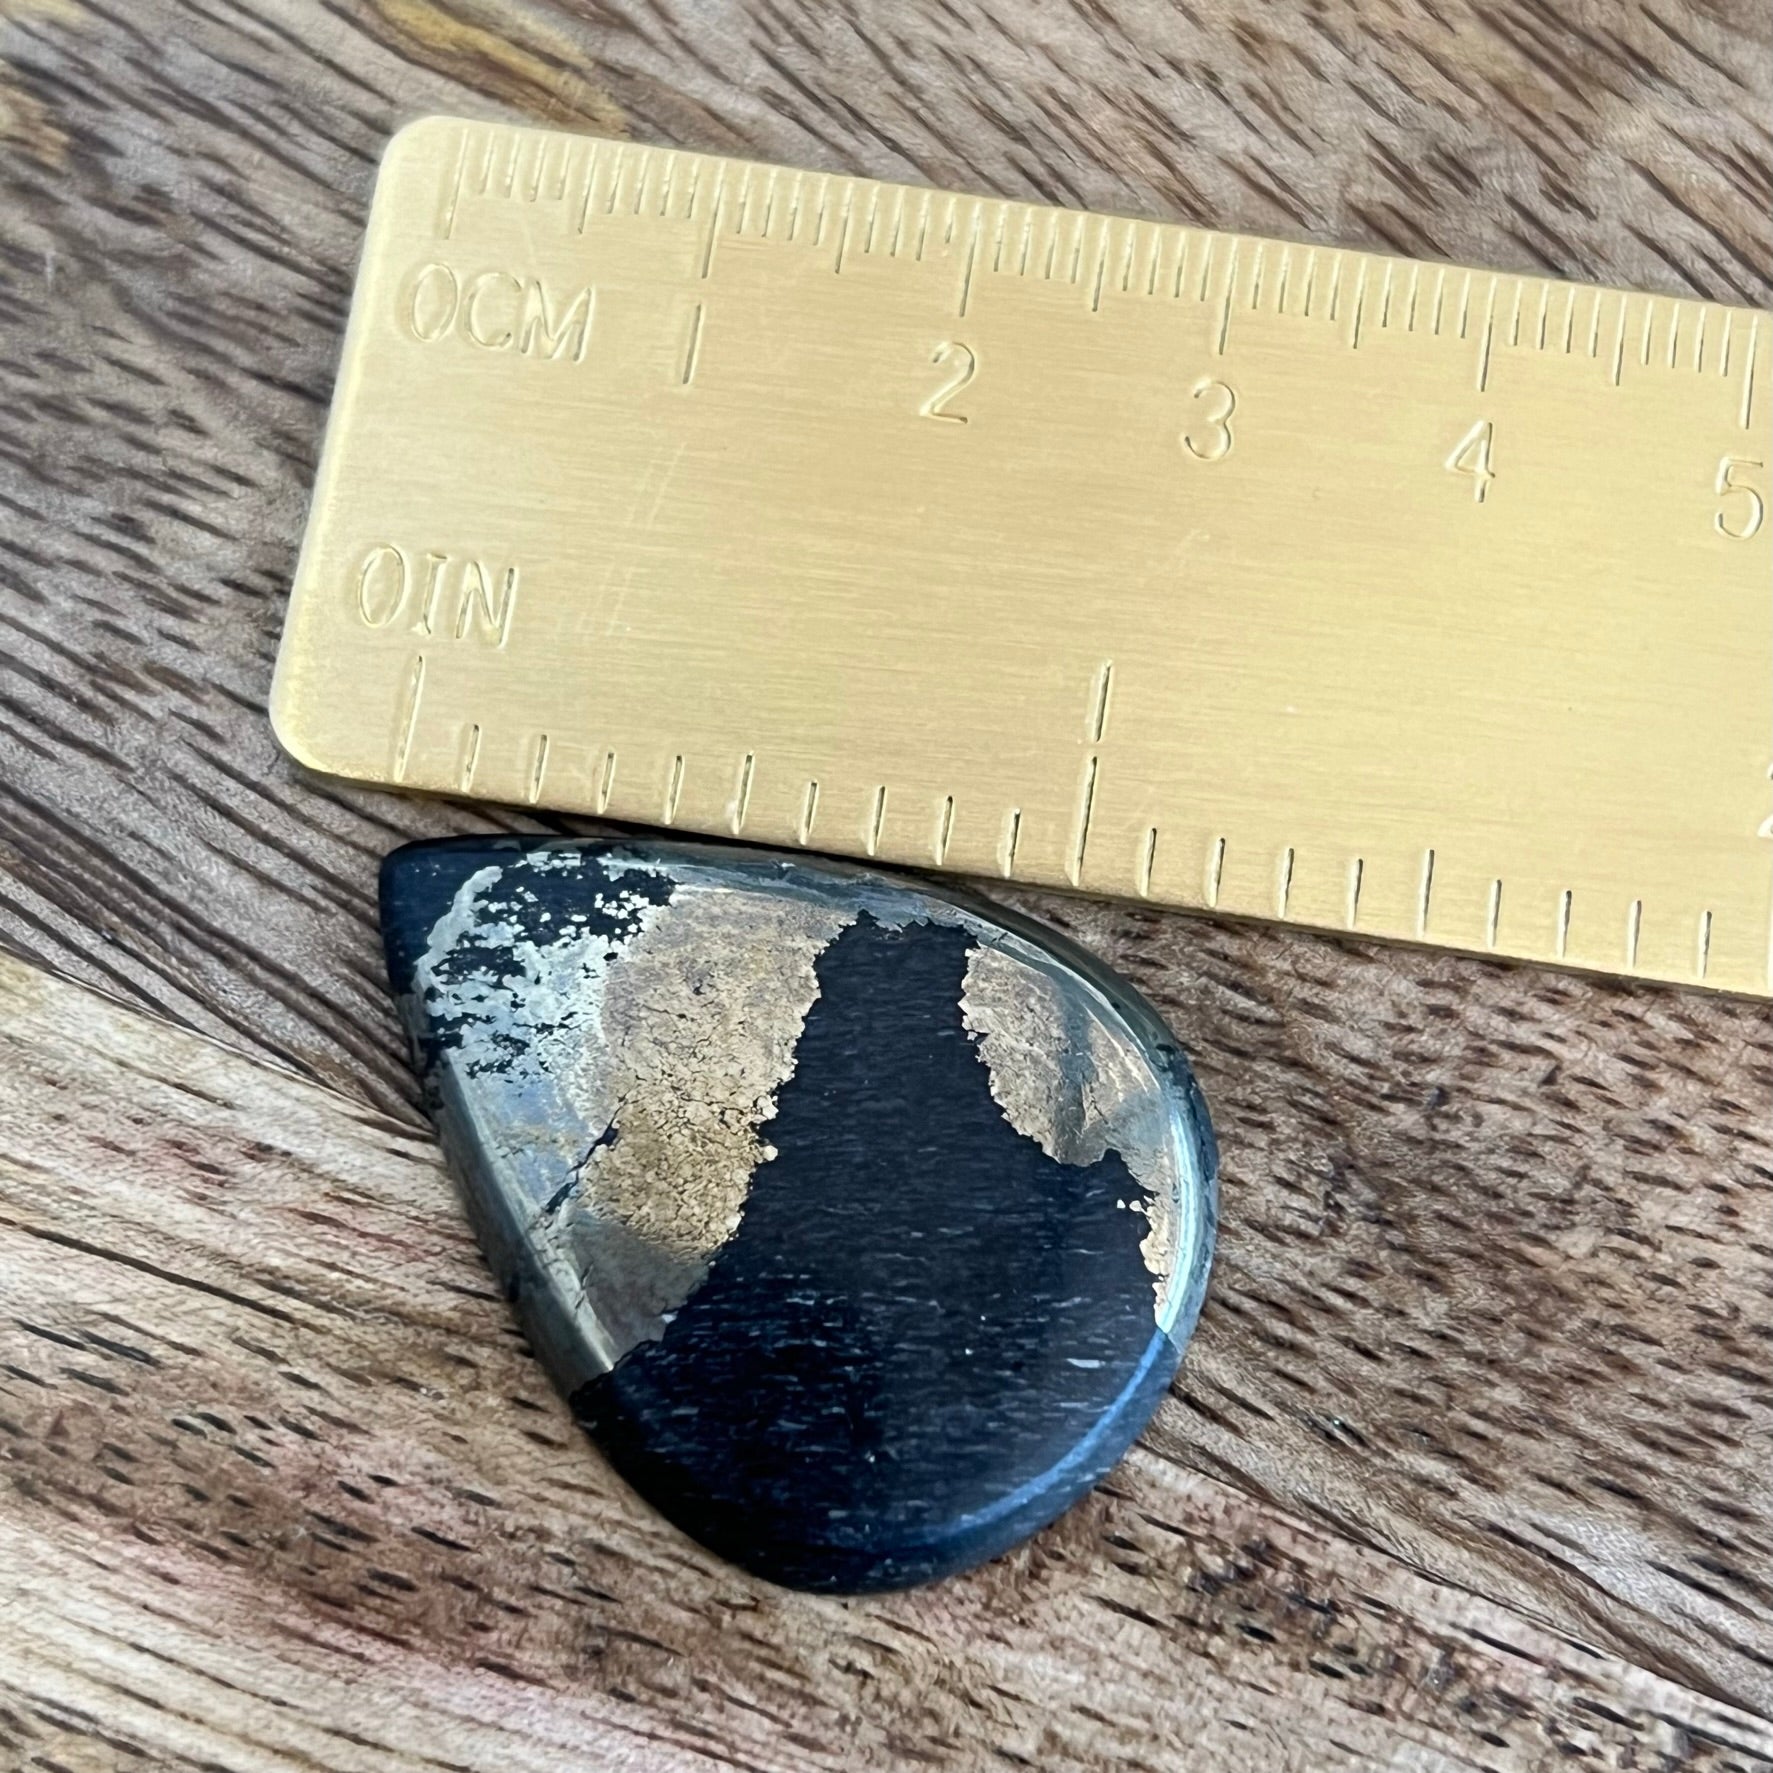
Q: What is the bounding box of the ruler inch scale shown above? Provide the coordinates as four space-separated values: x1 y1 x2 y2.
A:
273 117 1773 997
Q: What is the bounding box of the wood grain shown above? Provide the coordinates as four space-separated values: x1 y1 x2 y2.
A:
4 949 1773 1773
0 0 1769 1764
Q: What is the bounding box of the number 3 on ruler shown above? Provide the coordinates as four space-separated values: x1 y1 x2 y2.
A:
1183 379 1236 461
1716 456 1765 541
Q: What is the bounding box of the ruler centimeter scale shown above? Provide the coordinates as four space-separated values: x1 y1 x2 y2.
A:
273 117 1773 996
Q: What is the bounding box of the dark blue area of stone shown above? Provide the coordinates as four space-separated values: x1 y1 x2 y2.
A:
570 911 1180 1593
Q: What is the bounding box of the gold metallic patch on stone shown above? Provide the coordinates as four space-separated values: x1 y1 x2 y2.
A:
960 944 1181 1318
550 878 854 1358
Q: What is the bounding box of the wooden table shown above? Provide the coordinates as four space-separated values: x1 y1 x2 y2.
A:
1 4 1769 1768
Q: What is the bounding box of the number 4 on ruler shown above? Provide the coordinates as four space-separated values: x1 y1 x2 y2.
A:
1447 419 1496 503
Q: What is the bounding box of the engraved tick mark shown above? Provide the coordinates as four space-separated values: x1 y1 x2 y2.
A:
1207 836 1227 909
1347 857 1364 928
1556 888 1573 959
1418 848 1436 935
867 783 887 855
959 209 982 316
1611 293 1629 387
1348 259 1368 351
935 795 955 865
1277 846 1295 918
440 128 470 239
1002 807 1022 879
1626 898 1643 968
1089 222 1110 312
1071 757 1099 886
700 167 727 278
798 779 820 845
1743 316 1762 431
526 732 551 804
597 749 617 814
1090 661 1114 743
732 751 755 834
1698 909 1713 980
1486 878 1503 949
1139 826 1158 899
664 754 685 823
459 723 482 793
1216 242 1238 354
834 184 855 274
393 653 426 782
1172 232 1194 301
1066 214 1086 285
680 303 705 385
1477 278 1499 392
572 144 600 232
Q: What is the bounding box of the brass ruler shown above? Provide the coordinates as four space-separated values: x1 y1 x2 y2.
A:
273 117 1773 997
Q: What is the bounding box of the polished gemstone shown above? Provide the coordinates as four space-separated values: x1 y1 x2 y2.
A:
381 837 1217 1592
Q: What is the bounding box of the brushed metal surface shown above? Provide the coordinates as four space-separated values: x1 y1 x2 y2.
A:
272 116 1773 996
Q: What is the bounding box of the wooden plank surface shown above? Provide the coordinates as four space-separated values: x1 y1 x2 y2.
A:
5 950 1773 1773
0 1 1769 1767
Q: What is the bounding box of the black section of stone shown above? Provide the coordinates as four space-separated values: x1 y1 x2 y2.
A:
571 911 1179 1593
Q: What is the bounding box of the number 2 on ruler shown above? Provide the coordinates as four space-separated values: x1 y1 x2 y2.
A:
921 342 976 423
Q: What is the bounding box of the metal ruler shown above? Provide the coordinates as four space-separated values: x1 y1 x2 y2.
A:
272 117 1773 997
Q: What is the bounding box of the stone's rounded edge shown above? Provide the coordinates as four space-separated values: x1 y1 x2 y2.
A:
378 832 540 996
378 833 1220 1596
573 1320 1185 1595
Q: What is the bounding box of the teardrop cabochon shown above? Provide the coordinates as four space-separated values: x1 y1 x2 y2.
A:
381 837 1217 1592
